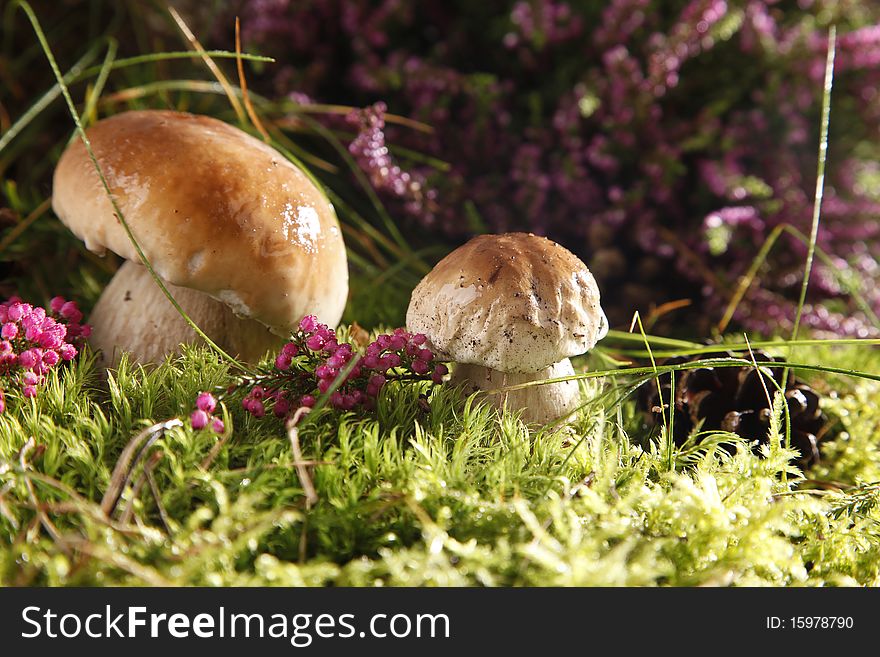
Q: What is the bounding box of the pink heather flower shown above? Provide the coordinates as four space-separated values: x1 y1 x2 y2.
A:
24 324 42 342
6 303 24 322
0 340 11 355
382 353 402 369
196 392 217 414
18 350 38 369
22 385 37 399
250 386 265 400
411 334 427 345
418 348 433 361
315 364 336 380
41 350 60 367
29 307 46 323
329 391 344 408
39 328 64 350
190 410 210 430
60 301 83 324
249 399 266 418
306 334 326 351
59 344 76 361
274 396 291 417
327 354 347 368
412 359 429 375
211 417 225 433
0 390 5 414
275 352 293 370
281 342 299 359
432 364 449 384
1 323 17 339
317 378 332 393
388 335 406 351
363 354 380 369
50 296 65 313
300 395 316 408
299 315 318 333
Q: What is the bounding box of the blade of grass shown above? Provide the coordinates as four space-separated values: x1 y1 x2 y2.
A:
717 224 878 334
629 311 672 470
792 26 836 344
1 51 273 157
604 329 701 349
616 337 880 359
166 4 245 125
234 16 269 141
779 26 836 461
280 103 434 133
483 356 880 397
75 50 274 82
0 197 51 255
80 37 117 126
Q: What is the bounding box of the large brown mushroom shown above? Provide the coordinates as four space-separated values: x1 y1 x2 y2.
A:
406 232 607 424
52 110 348 365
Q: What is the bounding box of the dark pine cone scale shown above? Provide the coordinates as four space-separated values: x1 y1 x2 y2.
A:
637 350 828 467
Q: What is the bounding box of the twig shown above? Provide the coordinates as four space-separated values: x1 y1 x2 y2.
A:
120 450 164 525
146 463 173 535
101 419 182 517
287 408 318 507
287 407 317 564
0 480 18 530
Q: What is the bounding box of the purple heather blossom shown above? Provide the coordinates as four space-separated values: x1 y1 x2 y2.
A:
236 0 880 338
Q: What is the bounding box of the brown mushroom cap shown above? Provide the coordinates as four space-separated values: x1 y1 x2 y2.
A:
406 232 606 373
52 110 348 333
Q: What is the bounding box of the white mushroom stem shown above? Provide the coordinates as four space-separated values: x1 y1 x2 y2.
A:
450 358 582 425
89 261 282 366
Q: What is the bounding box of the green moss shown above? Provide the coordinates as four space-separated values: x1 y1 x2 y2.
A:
1 342 878 586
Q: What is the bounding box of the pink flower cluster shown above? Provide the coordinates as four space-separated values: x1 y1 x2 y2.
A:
0 296 90 412
347 102 438 224
190 315 448 430
189 392 225 434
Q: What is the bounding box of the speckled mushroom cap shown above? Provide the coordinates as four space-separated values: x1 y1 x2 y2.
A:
52 110 348 333
406 232 607 373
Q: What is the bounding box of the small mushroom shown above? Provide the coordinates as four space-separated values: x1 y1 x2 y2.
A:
51 110 348 365
406 232 608 424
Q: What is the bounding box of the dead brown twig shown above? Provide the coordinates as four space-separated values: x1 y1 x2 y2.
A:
287 407 318 507
101 419 182 518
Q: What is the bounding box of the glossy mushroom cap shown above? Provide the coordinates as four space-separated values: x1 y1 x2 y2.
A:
406 232 607 373
52 110 348 334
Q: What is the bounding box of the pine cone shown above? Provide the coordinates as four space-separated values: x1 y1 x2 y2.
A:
637 350 828 467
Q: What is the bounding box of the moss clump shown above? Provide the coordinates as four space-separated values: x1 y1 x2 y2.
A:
1 341 878 586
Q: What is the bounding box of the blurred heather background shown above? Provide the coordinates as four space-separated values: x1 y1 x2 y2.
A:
3 0 880 339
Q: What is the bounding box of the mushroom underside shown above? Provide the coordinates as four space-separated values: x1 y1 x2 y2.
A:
89 260 283 366
450 358 582 425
